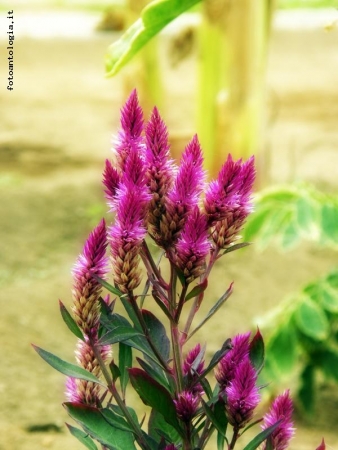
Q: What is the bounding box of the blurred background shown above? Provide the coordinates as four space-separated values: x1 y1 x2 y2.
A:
1 0 338 448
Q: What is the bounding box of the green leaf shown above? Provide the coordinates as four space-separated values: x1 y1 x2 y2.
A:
242 204 272 243
123 335 160 367
119 343 132 396
249 328 265 373
64 403 137 450
320 281 338 313
100 408 134 433
137 357 172 392
267 322 298 374
32 345 103 385
105 0 203 76
94 276 124 297
99 327 142 346
188 283 233 340
120 296 142 331
279 218 300 250
129 368 182 434
242 420 282 450
185 278 208 302
294 297 329 341
298 364 315 413
200 399 227 439
59 300 84 340
142 309 170 362
295 196 319 237
316 349 338 382
202 339 232 377
148 409 181 445
66 423 98 450
321 202 338 244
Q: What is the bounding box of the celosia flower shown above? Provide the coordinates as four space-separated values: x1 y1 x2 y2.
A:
113 89 144 172
109 145 150 293
66 338 111 406
215 332 251 389
316 438 326 450
145 107 175 242
159 135 205 248
225 358 260 428
261 390 295 450
102 158 120 210
204 155 255 248
175 206 210 283
71 219 108 337
164 445 178 450
174 390 200 423
183 343 205 395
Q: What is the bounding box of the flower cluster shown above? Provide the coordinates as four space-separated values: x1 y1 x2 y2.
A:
36 91 326 450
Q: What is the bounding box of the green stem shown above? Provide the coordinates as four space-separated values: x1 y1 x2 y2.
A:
174 283 188 323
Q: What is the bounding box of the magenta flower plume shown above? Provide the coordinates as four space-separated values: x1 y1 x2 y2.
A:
114 89 144 172
174 390 200 423
145 107 175 242
175 206 210 283
161 135 205 248
66 338 111 406
316 438 326 450
102 159 120 210
215 332 251 389
204 155 255 248
261 390 295 450
71 219 108 337
225 358 260 428
183 343 205 395
164 445 178 450
109 147 150 293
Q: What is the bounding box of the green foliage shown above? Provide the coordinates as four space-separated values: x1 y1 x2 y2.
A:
105 0 202 76
245 183 338 413
243 183 338 250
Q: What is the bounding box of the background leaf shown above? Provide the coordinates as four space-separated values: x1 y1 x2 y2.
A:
294 297 329 341
66 423 98 450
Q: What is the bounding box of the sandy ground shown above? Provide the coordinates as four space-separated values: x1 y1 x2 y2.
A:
1 8 338 450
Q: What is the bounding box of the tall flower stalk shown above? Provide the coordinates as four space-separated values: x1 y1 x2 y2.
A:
35 91 324 450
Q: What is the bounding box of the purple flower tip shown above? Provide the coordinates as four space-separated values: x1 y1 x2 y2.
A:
103 159 120 209
316 438 326 450
174 390 200 423
225 358 260 428
120 89 144 139
262 390 295 450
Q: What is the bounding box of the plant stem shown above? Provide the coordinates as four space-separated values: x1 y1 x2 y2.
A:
228 426 240 450
141 240 168 290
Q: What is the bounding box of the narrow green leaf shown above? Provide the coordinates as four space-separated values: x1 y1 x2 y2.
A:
294 297 329 341
320 281 338 313
137 357 172 392
142 309 170 362
321 202 338 244
295 196 319 237
202 339 232 377
109 361 121 382
64 403 137 450
100 408 134 433
105 0 202 76
66 423 98 450
94 276 124 297
120 296 142 331
32 345 103 385
249 328 265 373
129 368 182 434
242 420 282 450
123 335 160 367
188 283 233 340
99 327 142 346
119 343 132 395
59 300 84 340
148 409 181 445
222 242 251 255
185 278 208 302
200 399 227 439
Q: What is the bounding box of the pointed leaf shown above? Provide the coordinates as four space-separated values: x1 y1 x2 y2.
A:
249 328 265 373
202 339 232 377
119 343 132 395
99 327 142 346
137 357 172 392
267 322 298 374
185 278 208 302
142 309 170 362
105 0 203 77
66 423 98 450
188 283 233 340
294 297 329 341
64 403 136 450
32 345 103 385
200 399 227 439
59 300 84 340
148 409 181 445
129 368 181 433
94 276 124 297
222 242 251 255
242 420 283 450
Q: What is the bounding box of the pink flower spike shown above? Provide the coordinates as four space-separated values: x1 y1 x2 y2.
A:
175 206 210 283
120 89 144 140
72 219 108 336
261 390 295 450
164 445 178 450
183 343 205 395
225 358 260 428
316 438 326 450
163 135 206 247
102 159 120 210
215 332 251 388
174 390 200 423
